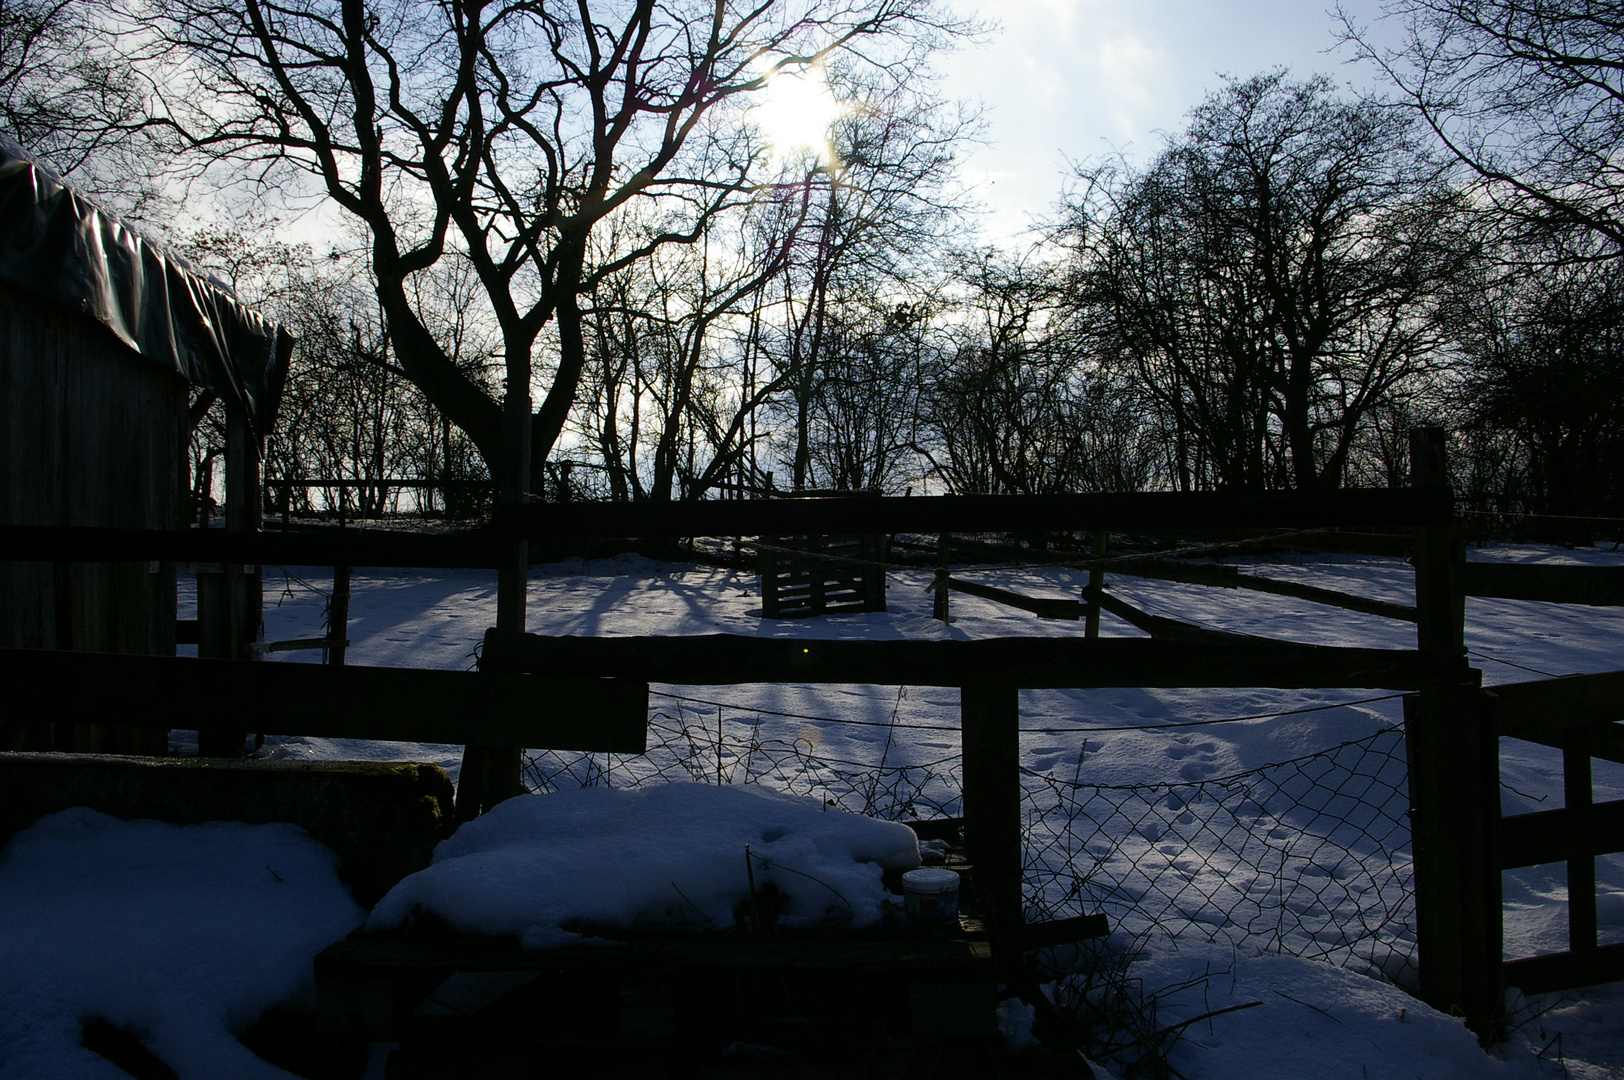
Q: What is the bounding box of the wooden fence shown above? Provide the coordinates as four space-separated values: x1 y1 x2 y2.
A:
4 427 1622 1038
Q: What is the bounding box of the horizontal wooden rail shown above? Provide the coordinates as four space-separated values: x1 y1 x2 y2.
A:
944 576 1083 620
1104 559 1418 623
0 526 503 568
493 488 1453 539
1460 563 1624 606
1508 724 1624 766
1490 672 1624 740
0 490 1450 568
482 631 1448 690
1505 943 1624 997
1498 799 1624 869
255 636 348 655
0 649 647 752
1091 591 1265 644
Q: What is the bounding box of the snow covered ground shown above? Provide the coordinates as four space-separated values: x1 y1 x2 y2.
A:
4 542 1621 1077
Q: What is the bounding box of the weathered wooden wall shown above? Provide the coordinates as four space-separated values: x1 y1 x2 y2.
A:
0 281 184 753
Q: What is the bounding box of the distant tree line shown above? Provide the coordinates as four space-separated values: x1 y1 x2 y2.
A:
4 0 1623 541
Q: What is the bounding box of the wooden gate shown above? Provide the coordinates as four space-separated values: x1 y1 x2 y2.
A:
1407 545 1624 1037
1493 672 1624 994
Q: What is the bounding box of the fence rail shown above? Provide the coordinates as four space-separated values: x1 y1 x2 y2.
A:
482 631 1446 691
0 647 646 753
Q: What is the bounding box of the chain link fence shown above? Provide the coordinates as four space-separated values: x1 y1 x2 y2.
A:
1022 728 1415 986
521 698 1416 987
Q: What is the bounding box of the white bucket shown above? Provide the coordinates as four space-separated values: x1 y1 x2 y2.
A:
901 868 960 925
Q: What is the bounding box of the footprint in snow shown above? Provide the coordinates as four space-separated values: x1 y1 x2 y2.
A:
1165 736 1222 781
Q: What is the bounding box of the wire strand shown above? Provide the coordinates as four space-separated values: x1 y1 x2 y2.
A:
648 688 1406 735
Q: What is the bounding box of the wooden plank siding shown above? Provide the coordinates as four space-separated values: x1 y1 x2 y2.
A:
0 282 183 754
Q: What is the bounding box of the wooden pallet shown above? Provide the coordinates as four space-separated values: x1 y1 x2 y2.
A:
758 534 887 618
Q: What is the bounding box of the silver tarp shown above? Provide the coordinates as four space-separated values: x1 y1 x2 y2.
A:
0 142 290 432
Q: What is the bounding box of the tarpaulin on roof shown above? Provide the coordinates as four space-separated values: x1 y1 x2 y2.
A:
0 143 290 433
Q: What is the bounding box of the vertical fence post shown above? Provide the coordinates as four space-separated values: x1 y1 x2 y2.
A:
1084 531 1107 639
1406 426 1499 1038
198 406 260 758
459 400 531 820
962 685 1022 943
326 565 351 667
1564 735 1598 954
933 534 951 624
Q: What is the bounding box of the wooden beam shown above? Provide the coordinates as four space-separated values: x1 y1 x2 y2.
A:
1091 590 1264 644
1498 799 1624 869
0 488 1452 568
1021 913 1111 948
1460 563 1624 606
482 631 1445 690
1491 672 1624 740
0 649 647 753
962 686 1022 938
945 577 1083 620
1504 942 1624 997
1499 722 1624 766
0 525 504 568
1104 558 1418 623
1566 741 1598 953
1083 532 1107 639
1403 678 1501 1039
494 488 1452 540
328 565 351 666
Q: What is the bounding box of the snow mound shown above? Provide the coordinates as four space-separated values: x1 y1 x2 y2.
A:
368 783 922 947
0 808 364 1080
1121 944 1545 1080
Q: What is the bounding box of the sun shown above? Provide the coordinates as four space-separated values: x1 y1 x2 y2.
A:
749 70 841 162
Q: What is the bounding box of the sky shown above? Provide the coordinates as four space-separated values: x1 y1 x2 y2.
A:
937 0 1399 243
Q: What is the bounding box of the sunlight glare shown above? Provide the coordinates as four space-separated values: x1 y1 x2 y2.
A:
750 70 841 162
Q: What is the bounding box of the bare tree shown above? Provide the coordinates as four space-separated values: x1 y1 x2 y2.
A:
920 250 1154 496
1456 255 1624 539
105 0 960 658
0 0 157 208
1060 72 1474 490
1340 0 1624 257
757 64 974 489
573 54 972 500
113 0 954 482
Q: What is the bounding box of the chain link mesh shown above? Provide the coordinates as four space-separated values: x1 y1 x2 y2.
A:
1021 728 1416 986
521 703 1416 986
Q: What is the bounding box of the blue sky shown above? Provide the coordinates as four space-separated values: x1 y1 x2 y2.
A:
938 0 1398 242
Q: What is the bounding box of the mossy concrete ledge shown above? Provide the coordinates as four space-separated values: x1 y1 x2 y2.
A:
0 753 455 907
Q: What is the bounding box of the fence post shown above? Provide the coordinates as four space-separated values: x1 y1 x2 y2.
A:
325 565 351 667
1406 426 1499 1039
197 405 260 758
1084 531 1107 639
933 534 951 623
962 685 1023 942
1564 734 1598 954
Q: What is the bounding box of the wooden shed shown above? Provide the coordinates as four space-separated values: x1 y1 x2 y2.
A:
0 141 291 754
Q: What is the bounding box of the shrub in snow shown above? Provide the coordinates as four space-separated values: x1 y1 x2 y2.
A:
367 782 923 947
